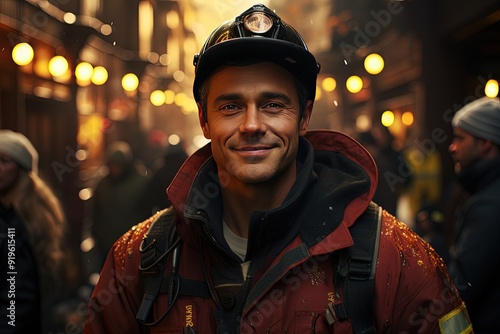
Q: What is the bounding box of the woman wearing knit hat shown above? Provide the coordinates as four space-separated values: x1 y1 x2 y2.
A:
448 96 500 333
0 129 66 333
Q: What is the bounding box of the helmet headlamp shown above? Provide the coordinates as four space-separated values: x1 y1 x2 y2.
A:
243 12 274 34
192 4 320 103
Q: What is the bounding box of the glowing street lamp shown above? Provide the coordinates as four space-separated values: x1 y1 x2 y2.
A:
122 73 139 92
346 75 363 93
91 66 108 85
381 110 395 127
12 42 34 66
150 90 166 106
48 55 69 77
402 111 414 126
75 62 94 81
364 53 384 75
485 79 499 98
322 77 337 92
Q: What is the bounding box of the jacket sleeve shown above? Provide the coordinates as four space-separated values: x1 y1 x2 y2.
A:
84 221 152 334
375 211 472 334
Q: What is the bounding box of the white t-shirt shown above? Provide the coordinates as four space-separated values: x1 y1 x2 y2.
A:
223 220 248 261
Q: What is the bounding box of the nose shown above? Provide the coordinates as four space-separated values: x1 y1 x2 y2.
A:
448 141 456 154
239 106 266 134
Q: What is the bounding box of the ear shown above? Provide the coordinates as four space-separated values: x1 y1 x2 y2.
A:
198 102 211 139
299 100 313 136
480 139 497 157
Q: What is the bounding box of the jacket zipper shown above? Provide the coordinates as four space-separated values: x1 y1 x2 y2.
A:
233 260 254 333
192 210 249 332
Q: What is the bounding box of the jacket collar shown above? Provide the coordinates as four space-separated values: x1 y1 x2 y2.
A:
167 130 377 255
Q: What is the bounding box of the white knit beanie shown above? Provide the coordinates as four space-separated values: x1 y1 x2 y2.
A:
452 97 500 145
0 129 39 173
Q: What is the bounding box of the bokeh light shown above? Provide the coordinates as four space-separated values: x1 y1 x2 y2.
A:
346 76 363 93
381 110 395 127
48 56 69 77
150 90 166 106
75 62 94 81
12 42 34 66
122 73 139 92
401 111 414 126
91 66 108 85
485 79 499 98
322 77 337 92
364 53 384 75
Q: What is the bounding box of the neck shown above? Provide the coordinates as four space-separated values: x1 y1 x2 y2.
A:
220 169 296 239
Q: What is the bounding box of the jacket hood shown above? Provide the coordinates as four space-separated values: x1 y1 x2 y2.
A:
167 130 377 254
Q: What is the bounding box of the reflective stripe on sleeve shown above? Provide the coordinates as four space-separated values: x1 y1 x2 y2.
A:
439 302 473 334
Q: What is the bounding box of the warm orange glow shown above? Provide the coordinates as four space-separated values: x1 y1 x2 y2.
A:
322 77 337 92
91 66 108 85
122 73 139 92
164 90 176 104
150 90 166 106
75 62 94 81
401 111 414 126
485 79 499 98
48 56 69 77
12 43 34 66
381 110 395 127
346 76 363 93
364 53 384 75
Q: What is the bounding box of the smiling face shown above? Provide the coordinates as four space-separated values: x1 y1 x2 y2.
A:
198 61 312 189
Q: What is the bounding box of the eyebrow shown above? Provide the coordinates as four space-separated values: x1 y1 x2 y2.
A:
212 92 293 106
212 93 242 106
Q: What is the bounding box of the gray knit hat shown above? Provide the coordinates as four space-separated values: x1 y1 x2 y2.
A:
0 130 39 173
452 97 500 145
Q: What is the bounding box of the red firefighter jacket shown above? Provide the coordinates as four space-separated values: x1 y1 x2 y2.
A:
84 130 471 333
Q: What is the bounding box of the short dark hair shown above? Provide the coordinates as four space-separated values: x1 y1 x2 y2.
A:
197 59 310 122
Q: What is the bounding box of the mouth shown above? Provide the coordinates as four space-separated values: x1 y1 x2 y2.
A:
235 145 273 151
232 144 276 158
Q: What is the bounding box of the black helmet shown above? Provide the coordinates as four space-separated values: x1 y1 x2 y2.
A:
192 4 320 102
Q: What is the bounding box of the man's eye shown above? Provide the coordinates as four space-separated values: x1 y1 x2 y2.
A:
220 104 239 111
263 102 285 111
266 103 280 108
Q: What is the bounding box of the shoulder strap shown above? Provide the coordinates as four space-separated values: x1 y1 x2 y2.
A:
326 202 382 334
137 203 382 331
136 207 212 327
136 207 180 324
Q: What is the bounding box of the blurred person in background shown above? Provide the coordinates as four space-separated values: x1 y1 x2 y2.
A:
414 205 449 263
448 96 500 333
0 130 66 333
138 142 188 217
90 140 149 266
356 128 408 216
398 134 442 229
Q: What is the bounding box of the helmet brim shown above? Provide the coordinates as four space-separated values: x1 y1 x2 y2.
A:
193 37 320 102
